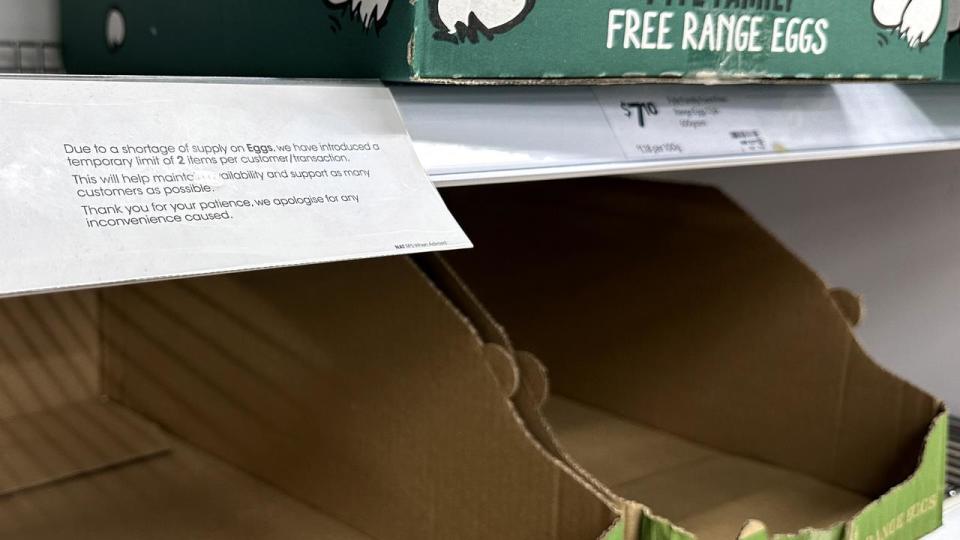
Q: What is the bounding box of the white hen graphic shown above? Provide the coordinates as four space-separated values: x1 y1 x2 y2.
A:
433 0 535 42
327 0 392 30
873 0 942 47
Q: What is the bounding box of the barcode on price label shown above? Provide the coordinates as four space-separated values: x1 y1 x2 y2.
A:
730 130 767 152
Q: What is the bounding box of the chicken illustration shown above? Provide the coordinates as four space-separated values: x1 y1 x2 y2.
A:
873 0 943 47
432 0 536 43
326 0 392 30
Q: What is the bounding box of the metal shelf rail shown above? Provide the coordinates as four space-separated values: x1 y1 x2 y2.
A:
393 83 960 187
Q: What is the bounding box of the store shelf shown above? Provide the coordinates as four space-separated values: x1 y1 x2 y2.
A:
6 1 960 188
6 2 960 188
394 83 960 187
0 71 958 187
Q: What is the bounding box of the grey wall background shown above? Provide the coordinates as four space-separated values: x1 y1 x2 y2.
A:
658 150 960 412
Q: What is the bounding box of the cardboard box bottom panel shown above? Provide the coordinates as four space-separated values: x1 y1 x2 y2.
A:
546 397 870 539
1 411 373 540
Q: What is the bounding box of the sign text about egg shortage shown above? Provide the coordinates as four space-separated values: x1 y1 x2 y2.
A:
63 141 377 228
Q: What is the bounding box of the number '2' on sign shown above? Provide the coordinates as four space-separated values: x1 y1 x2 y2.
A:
621 101 658 127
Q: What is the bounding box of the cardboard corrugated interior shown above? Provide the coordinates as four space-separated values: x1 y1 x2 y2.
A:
0 259 617 539
438 178 946 539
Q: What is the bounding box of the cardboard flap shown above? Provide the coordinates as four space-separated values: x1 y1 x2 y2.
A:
423 256 625 509
511 351 622 510
101 257 616 540
829 288 863 327
0 399 167 496
416 253 513 350
439 178 941 498
484 343 520 398
512 352 565 458
833 343 944 494
516 351 549 411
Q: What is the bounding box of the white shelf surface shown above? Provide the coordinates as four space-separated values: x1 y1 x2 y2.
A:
925 497 960 539
0 74 954 187
393 84 960 187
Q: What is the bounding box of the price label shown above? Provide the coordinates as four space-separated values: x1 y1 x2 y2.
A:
593 86 770 160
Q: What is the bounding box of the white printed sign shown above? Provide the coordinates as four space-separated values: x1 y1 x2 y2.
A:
0 77 471 297
593 86 770 160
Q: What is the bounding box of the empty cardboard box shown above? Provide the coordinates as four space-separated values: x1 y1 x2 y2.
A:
0 178 947 540
0 258 619 539
437 178 949 540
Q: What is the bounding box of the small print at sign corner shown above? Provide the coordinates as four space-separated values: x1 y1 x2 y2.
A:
593 86 770 160
0 78 470 297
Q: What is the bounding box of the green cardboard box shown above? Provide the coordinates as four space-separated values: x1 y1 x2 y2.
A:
61 0 950 81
